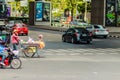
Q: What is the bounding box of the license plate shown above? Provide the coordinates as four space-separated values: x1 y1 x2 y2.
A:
20 31 24 33
100 30 104 32
82 34 87 36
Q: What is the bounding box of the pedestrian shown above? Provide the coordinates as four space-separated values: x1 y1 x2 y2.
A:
38 34 45 49
11 30 20 51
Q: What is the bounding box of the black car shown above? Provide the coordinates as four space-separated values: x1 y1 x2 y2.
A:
62 27 92 44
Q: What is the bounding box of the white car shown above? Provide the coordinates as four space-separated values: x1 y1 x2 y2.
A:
86 25 109 38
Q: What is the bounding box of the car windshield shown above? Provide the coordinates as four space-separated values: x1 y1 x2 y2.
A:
75 28 89 34
94 25 104 29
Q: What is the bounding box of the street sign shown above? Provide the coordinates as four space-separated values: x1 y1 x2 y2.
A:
34 1 51 26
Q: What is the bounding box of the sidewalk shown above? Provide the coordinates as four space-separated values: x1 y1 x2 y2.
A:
29 25 120 38
106 27 120 38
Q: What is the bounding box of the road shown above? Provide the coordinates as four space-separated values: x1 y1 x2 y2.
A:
1 28 120 80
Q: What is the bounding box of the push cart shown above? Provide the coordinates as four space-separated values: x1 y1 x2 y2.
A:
21 43 40 57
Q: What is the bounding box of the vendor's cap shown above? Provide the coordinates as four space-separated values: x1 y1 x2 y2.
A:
38 34 43 38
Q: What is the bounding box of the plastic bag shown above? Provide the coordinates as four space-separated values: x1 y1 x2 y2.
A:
27 37 34 43
13 50 19 55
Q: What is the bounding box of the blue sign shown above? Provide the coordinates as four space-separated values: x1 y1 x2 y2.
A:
35 2 43 21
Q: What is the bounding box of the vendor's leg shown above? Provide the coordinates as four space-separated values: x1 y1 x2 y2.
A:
1 54 6 63
37 49 45 58
0 53 6 65
13 43 17 50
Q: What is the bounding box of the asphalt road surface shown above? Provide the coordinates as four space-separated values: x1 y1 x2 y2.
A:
1 28 120 80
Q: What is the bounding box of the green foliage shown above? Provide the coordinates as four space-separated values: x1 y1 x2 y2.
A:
52 12 62 17
77 2 85 13
14 0 35 15
50 0 91 19
13 0 91 18
87 2 91 12
77 1 91 13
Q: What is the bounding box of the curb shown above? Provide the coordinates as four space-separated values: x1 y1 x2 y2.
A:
29 25 120 38
108 35 120 38
29 25 68 32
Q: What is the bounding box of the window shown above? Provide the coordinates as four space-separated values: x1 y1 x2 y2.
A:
94 25 100 28
76 28 88 34
82 29 89 34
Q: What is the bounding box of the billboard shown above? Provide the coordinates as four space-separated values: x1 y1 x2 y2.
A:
34 1 51 25
7 7 10 17
106 0 116 26
42 3 50 21
0 3 7 18
35 2 43 21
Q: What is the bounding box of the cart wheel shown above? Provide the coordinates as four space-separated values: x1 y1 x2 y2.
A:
23 47 35 57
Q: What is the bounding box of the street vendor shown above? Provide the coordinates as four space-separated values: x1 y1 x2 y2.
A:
11 30 20 50
38 34 45 49
38 34 43 41
20 34 45 49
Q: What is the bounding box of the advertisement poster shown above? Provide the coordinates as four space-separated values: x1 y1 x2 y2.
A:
7 7 10 17
43 3 50 21
35 2 43 21
0 4 7 18
106 0 116 26
117 0 120 26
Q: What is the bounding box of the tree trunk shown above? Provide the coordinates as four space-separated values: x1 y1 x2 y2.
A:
71 8 74 21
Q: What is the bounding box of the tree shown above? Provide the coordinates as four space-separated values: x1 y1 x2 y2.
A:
47 0 68 18
63 0 85 21
66 0 76 21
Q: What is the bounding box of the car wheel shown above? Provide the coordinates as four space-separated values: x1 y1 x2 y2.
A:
26 33 28 36
87 41 90 44
62 36 66 42
103 35 107 38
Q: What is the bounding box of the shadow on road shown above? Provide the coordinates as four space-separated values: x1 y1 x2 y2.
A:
45 40 120 49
